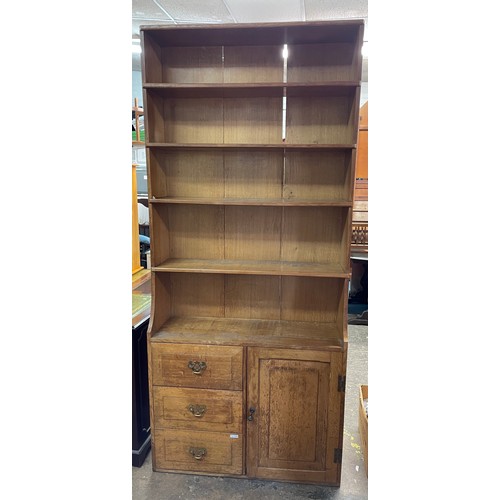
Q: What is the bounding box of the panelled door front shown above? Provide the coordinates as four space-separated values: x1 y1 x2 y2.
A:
246 347 344 484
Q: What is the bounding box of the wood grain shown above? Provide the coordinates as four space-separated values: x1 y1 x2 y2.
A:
281 207 347 265
153 386 243 432
281 276 343 323
166 205 224 259
287 43 358 82
151 343 243 390
224 45 283 83
149 149 225 199
246 348 336 483
163 97 223 143
224 206 281 260
284 150 353 201
152 316 344 350
150 197 352 206
224 150 283 199
154 428 243 474
170 273 224 319
286 95 357 144
162 46 223 84
223 97 282 144
224 275 280 320
152 258 350 278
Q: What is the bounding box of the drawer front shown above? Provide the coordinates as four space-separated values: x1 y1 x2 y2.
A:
155 429 243 475
153 386 243 432
152 344 243 390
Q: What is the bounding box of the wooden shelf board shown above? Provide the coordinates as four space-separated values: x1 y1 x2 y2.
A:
146 143 356 150
141 20 363 47
143 82 360 98
152 258 351 278
151 316 344 350
149 197 352 207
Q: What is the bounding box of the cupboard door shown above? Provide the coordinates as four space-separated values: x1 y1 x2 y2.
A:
247 348 343 485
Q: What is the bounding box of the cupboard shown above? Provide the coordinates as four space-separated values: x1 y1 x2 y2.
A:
141 20 363 485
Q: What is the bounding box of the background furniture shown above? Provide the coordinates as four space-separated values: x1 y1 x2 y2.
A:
352 101 368 253
132 270 152 466
141 20 363 486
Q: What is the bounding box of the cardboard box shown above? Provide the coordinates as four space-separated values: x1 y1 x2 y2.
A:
358 384 368 476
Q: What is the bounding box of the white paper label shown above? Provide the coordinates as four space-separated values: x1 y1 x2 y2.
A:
143 175 147 180
229 434 239 439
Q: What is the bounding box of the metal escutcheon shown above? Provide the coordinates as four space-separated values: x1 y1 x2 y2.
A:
189 447 207 460
188 404 207 417
188 360 207 375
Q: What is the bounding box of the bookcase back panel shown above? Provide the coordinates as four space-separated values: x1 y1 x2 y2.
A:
225 275 281 320
164 98 224 143
154 205 348 266
281 207 348 265
149 150 225 199
284 151 353 201
162 46 223 83
166 205 225 260
286 95 357 144
223 98 283 144
171 273 225 318
162 273 343 325
281 277 342 323
223 45 284 83
224 151 283 199
287 43 358 82
225 206 282 260
146 94 282 144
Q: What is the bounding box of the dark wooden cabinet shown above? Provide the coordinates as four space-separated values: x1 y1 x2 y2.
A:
141 20 363 485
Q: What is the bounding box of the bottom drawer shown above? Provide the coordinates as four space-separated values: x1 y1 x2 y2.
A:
154 429 243 475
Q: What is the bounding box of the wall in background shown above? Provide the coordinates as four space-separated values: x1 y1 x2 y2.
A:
132 71 142 107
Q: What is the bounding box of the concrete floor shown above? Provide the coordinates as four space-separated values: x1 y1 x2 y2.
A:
133 324 368 500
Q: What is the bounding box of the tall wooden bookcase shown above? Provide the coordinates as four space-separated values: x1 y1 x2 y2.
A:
141 20 364 486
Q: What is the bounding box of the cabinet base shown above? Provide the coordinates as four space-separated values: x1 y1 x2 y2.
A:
151 467 340 487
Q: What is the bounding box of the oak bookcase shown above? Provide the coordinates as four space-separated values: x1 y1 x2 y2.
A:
141 20 363 486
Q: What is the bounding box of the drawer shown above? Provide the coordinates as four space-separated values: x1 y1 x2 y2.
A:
151 344 243 390
153 387 243 432
154 428 243 475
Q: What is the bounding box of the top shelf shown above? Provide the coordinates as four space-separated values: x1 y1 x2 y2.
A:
141 20 363 47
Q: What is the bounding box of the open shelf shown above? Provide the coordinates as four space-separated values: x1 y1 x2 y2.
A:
152 258 351 278
151 316 343 350
149 197 352 207
150 204 351 271
146 143 356 150
142 20 362 85
148 148 355 202
143 82 360 98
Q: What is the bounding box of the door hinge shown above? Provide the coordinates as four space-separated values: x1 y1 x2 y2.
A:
338 375 346 392
334 448 343 463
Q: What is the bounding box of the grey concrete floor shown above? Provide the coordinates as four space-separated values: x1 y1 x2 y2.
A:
133 324 368 500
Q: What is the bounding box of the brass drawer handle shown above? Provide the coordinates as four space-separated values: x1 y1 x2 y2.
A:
188 360 207 375
189 447 207 460
188 404 207 417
